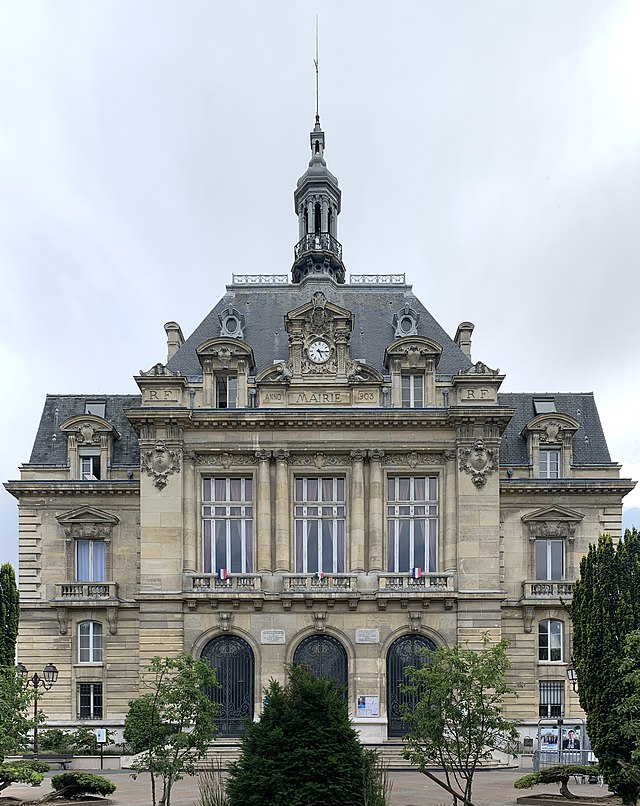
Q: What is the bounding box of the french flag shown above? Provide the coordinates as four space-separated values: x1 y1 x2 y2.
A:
411 567 422 579
218 568 228 581
315 571 325 580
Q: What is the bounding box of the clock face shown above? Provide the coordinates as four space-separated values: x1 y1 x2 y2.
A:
308 339 331 364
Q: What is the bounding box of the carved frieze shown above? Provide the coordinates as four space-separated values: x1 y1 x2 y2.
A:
193 452 258 467
382 451 449 467
141 441 182 489
458 439 498 488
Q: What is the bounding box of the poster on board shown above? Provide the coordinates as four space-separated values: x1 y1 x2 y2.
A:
357 695 379 718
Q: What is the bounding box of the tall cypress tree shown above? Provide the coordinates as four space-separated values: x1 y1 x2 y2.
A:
572 527 640 805
0 563 19 667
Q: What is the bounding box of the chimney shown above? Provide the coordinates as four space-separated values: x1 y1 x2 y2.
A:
164 321 184 362
454 321 474 359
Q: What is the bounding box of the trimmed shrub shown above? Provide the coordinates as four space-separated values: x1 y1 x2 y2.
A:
0 759 50 792
51 771 116 798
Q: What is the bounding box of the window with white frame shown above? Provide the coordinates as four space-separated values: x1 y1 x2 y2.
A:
294 477 345 574
535 538 564 580
78 621 103 664
401 374 424 408
78 683 102 720
76 540 105 582
202 478 253 574
539 680 564 718
79 451 101 480
539 448 561 479
215 375 237 409
539 619 563 662
387 476 438 573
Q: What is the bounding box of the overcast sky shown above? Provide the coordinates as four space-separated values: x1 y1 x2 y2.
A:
1 0 639 567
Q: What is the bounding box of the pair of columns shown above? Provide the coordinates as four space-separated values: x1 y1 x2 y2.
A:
255 449 385 574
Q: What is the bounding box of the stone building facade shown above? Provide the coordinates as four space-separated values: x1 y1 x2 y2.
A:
6 116 635 744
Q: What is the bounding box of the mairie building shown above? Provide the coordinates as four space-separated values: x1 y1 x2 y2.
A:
6 115 635 746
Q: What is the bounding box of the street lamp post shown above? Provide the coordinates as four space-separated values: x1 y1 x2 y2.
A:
18 663 59 756
566 657 578 692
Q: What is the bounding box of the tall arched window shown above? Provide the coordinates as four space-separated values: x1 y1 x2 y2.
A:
314 202 322 233
78 621 103 663
538 619 563 662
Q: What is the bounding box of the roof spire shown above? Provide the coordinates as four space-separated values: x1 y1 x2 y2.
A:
314 15 320 120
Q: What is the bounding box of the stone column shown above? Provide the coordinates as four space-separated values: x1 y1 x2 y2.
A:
183 453 197 573
321 197 329 233
274 450 290 572
255 450 272 572
367 450 385 571
350 450 366 572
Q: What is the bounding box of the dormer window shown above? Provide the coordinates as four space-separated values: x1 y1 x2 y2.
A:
85 402 106 417
215 375 237 409
79 451 101 481
402 374 424 408
521 412 579 479
384 337 442 409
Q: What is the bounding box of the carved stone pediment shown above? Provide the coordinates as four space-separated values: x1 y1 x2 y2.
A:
56 506 119 538
384 336 442 370
522 506 583 541
521 413 580 443
196 338 254 371
138 363 182 377
60 415 118 443
141 441 182 489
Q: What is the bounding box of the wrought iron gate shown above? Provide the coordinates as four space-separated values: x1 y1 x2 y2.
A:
201 635 254 737
293 635 348 700
386 634 435 737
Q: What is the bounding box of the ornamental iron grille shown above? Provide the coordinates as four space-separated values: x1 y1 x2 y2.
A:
202 478 253 574
294 477 345 574
387 477 438 573
201 636 254 737
293 635 348 702
387 633 436 737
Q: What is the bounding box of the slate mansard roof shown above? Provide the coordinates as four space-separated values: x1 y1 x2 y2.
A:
498 392 613 467
28 394 141 467
165 276 474 380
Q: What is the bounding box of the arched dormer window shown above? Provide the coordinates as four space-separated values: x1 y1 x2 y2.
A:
60 415 119 481
384 337 443 408
196 339 255 409
521 411 580 479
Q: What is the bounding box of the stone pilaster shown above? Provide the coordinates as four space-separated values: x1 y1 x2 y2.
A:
367 449 384 571
274 450 290 572
350 450 366 572
183 453 196 573
256 450 272 572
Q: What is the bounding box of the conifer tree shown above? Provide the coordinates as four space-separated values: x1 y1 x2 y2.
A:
226 664 366 806
572 527 640 805
0 564 19 667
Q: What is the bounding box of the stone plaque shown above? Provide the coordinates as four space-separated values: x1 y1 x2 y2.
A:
356 628 380 644
261 629 286 645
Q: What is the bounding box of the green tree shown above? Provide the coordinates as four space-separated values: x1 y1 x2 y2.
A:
0 665 34 762
401 636 519 806
125 653 218 806
514 764 599 800
226 664 367 806
0 563 19 667
572 528 640 805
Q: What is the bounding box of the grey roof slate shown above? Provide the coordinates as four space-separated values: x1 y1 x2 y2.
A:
166 275 474 378
498 392 613 467
28 394 141 466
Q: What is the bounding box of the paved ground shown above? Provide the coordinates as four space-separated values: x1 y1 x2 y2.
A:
3 766 612 805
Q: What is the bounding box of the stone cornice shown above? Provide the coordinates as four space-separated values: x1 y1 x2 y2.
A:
4 481 140 499
500 478 636 496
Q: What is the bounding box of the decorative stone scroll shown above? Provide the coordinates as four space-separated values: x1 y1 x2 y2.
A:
141 441 182 489
312 611 328 631
458 439 498 488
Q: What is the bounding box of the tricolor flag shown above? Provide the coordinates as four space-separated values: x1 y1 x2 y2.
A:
411 567 422 579
218 568 228 581
315 571 325 580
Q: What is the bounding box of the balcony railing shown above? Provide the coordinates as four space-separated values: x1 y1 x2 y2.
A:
56 582 119 600
379 573 454 592
294 233 343 261
522 580 575 599
283 574 356 592
188 574 262 592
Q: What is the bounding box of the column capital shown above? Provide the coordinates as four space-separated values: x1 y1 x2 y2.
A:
274 449 290 463
368 449 385 461
350 449 366 462
255 449 272 462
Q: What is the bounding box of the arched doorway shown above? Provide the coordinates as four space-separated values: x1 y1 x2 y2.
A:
201 635 254 737
386 633 436 737
293 634 348 700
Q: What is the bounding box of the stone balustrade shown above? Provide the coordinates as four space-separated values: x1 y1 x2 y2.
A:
56 582 119 600
522 580 575 599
